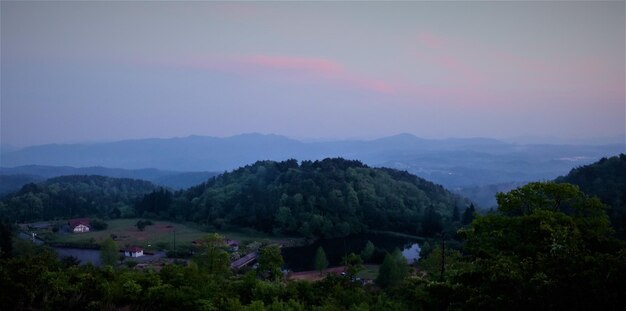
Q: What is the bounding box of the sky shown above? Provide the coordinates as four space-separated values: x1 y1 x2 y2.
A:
1 1 624 147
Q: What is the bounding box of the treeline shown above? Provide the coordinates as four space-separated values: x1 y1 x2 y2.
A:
1 182 625 310
0 175 156 222
0 159 471 240
137 158 470 238
0 246 410 310
556 153 626 238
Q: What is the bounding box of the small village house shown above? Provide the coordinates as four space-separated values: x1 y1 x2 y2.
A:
125 246 144 257
68 218 91 233
226 239 239 251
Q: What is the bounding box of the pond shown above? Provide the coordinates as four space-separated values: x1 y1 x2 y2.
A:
53 247 102 266
281 232 421 272
52 247 167 266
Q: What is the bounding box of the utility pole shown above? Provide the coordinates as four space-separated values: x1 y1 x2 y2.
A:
173 228 176 250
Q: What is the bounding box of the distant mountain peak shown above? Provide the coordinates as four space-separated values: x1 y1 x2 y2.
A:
371 133 430 147
386 133 420 139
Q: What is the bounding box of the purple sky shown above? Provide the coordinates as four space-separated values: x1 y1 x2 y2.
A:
1 1 624 147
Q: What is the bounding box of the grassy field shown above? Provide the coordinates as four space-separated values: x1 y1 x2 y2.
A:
47 219 202 250
356 265 380 280
46 218 301 251
289 265 380 282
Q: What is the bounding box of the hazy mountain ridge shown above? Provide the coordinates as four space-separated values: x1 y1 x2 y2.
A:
2 133 622 193
0 165 218 194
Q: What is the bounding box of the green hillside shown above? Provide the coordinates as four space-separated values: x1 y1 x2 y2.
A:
0 175 156 222
138 158 469 238
555 154 626 238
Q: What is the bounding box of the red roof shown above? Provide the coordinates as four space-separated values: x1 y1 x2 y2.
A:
126 246 143 253
68 218 90 228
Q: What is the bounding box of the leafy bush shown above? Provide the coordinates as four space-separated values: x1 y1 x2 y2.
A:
90 219 108 231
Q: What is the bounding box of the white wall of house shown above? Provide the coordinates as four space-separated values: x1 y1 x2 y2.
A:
125 250 144 257
73 224 90 233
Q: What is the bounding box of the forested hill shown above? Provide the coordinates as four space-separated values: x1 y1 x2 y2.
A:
555 153 626 238
138 158 470 238
0 175 156 222
0 165 219 194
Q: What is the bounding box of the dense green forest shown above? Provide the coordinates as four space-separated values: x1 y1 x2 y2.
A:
0 175 156 222
556 154 626 238
0 159 468 239
1 181 625 310
137 158 469 238
0 174 44 196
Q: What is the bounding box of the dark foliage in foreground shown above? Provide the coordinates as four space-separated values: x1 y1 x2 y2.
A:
2 182 625 310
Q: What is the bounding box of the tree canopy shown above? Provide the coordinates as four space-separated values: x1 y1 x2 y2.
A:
0 175 156 222
376 249 409 288
99 237 118 266
555 154 626 238
141 158 467 239
455 182 625 310
1 181 625 310
257 245 284 281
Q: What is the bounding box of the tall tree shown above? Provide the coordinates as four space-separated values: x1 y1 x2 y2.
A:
452 205 460 222
376 249 408 288
99 237 118 266
258 245 284 281
344 253 363 278
457 182 625 310
554 154 626 238
0 221 13 259
314 247 329 275
461 203 476 225
418 245 468 281
193 233 230 277
360 240 375 262
421 205 443 237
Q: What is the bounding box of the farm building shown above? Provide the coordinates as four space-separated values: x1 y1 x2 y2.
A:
226 239 240 251
125 246 144 257
68 218 91 233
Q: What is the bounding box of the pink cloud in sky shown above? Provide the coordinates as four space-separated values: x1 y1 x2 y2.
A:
240 55 396 94
243 55 344 76
415 31 542 81
168 54 397 95
417 32 445 49
411 51 486 89
412 31 488 88
409 30 622 106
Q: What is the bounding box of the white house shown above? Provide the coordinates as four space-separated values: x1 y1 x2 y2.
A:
125 246 144 257
68 218 91 233
73 224 89 233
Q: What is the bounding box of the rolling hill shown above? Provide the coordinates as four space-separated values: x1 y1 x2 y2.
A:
2 134 621 197
136 158 470 239
0 175 157 222
0 165 218 196
555 154 626 238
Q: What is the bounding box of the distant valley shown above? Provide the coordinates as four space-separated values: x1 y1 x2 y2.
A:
1 133 623 207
